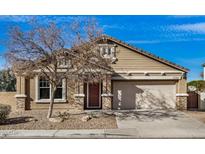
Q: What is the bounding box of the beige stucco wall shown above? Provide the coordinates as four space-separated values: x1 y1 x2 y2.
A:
0 92 16 110
176 78 187 94
16 76 26 95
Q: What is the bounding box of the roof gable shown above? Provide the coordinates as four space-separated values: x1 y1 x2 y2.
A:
97 35 189 72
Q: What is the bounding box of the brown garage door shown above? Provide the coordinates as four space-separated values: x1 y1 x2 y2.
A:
112 80 176 110
187 92 198 109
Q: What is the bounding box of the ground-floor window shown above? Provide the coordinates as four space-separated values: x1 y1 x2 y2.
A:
54 81 63 99
37 76 66 101
39 78 50 99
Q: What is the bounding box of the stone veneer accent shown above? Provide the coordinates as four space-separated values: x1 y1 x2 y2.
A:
67 101 84 112
102 97 112 110
176 96 187 110
73 97 84 110
15 94 27 111
102 76 112 110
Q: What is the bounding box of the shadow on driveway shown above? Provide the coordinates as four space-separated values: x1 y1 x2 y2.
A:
112 109 185 122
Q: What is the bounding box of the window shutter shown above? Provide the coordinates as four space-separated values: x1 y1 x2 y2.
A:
100 47 103 56
111 46 115 58
105 47 109 55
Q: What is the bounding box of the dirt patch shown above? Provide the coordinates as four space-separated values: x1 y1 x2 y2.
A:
0 110 117 130
185 110 205 123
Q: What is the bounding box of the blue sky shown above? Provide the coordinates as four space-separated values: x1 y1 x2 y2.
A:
0 15 205 81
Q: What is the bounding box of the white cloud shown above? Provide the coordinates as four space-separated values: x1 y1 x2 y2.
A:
127 40 161 44
171 22 205 33
126 38 205 44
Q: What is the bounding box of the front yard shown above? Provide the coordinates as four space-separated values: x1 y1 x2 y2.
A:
2 109 205 138
0 110 117 130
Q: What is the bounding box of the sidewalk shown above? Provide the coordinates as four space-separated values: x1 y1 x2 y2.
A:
0 129 136 139
1 127 205 138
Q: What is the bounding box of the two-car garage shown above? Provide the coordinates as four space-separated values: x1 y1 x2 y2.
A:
112 80 176 110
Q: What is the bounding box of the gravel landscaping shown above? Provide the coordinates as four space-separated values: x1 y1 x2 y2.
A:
0 110 117 130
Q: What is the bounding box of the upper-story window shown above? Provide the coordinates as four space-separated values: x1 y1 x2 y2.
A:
57 57 71 68
99 44 117 63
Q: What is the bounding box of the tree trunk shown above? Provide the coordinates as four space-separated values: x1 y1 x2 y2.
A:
47 86 56 119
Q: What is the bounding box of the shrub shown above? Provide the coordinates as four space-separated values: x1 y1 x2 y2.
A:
0 69 16 92
188 80 205 92
0 104 11 122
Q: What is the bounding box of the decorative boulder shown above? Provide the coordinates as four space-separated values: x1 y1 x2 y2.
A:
81 115 91 122
26 117 38 122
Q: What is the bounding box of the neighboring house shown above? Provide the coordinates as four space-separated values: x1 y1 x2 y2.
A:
15 35 189 111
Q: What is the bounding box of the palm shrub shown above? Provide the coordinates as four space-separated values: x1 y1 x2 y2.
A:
0 104 11 122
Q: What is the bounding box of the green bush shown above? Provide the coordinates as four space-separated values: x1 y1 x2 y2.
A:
0 104 11 122
187 80 205 92
0 69 16 92
188 80 205 92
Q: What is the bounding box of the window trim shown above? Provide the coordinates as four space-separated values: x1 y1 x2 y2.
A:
35 76 66 103
99 44 116 59
57 57 72 69
39 78 50 100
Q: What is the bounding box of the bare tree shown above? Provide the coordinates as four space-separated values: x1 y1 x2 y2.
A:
6 18 112 118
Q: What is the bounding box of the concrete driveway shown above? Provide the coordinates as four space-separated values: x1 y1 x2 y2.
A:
109 109 205 138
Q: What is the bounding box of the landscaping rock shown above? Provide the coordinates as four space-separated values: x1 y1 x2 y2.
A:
89 112 103 118
114 112 123 116
49 117 63 123
26 117 38 122
0 110 117 130
81 115 91 122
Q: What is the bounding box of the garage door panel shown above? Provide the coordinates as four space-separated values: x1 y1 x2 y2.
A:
113 84 139 109
113 81 176 110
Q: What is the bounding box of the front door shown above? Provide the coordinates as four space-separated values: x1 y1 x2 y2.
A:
84 82 101 109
